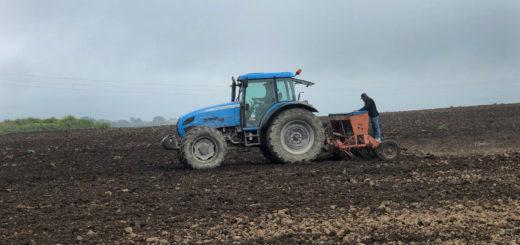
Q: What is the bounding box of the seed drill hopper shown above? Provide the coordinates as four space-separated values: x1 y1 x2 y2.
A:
326 111 400 161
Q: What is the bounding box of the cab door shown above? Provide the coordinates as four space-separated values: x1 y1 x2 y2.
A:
242 79 277 128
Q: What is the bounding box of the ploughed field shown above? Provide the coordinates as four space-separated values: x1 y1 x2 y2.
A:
1 103 520 244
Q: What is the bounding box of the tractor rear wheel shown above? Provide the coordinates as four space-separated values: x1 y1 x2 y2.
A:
377 140 400 161
179 126 227 169
266 108 325 164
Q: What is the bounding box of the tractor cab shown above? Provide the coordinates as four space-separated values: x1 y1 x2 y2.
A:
231 70 314 129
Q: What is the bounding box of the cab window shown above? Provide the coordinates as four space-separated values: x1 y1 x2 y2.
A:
276 79 296 101
244 79 276 127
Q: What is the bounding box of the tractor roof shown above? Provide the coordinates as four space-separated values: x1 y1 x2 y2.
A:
238 72 294 80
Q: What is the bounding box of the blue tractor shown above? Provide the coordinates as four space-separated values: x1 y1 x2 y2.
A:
161 69 325 169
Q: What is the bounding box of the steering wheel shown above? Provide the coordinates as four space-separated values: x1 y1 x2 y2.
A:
252 97 264 103
249 97 264 111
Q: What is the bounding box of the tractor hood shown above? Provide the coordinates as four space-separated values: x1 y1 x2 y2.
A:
176 102 240 137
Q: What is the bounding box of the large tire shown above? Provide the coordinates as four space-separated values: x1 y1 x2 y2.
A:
266 108 325 164
179 127 227 169
377 140 400 161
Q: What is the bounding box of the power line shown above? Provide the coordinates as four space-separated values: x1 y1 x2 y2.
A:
0 71 348 91
0 71 345 96
0 71 227 88
0 81 225 96
0 78 226 92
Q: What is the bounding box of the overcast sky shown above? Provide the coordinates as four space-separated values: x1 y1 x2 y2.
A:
1 0 519 121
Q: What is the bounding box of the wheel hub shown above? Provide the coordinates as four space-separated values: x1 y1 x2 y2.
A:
290 131 304 144
193 138 215 161
382 144 397 158
281 121 314 154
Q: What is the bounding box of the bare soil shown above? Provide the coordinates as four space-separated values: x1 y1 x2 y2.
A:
1 103 519 244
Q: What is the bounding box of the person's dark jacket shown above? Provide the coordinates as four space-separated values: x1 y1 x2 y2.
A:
359 97 379 117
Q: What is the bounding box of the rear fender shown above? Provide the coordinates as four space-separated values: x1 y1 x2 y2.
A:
259 102 319 129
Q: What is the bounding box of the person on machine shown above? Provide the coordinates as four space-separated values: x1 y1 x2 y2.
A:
358 93 381 142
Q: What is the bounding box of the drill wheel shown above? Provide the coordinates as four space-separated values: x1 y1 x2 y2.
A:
376 140 400 161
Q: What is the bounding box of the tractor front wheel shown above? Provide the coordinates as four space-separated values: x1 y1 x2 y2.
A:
266 108 325 164
179 127 227 169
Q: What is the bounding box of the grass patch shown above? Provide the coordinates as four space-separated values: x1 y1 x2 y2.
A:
0 116 110 134
438 123 449 130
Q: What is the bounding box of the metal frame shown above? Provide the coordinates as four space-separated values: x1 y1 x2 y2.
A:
326 112 380 157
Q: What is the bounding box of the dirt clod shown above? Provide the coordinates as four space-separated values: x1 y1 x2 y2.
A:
146 237 159 243
159 239 169 244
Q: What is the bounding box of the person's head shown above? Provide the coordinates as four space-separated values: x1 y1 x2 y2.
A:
262 82 274 98
361 93 368 101
263 82 274 92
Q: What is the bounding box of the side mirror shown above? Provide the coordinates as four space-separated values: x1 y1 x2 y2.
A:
242 78 248 88
298 91 304 101
231 77 237 102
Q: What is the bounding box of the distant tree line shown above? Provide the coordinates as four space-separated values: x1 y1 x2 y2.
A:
0 116 111 134
0 115 175 134
82 116 176 128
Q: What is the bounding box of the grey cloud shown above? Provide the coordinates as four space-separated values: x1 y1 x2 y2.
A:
0 0 518 120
